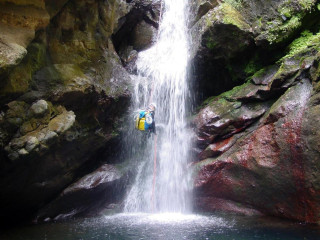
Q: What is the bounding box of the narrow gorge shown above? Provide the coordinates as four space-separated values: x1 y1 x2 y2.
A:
1 0 320 239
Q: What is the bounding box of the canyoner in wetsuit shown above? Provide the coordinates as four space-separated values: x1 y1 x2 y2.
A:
135 103 156 137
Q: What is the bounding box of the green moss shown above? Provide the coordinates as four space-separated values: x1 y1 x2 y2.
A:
220 3 250 30
54 64 87 85
244 60 261 76
314 81 320 92
257 17 263 28
3 43 46 94
298 0 316 11
202 95 218 106
279 6 292 18
205 38 218 49
252 66 274 80
265 0 318 44
225 64 240 82
281 30 320 60
199 81 251 107
224 0 243 10
221 81 251 99
267 15 302 43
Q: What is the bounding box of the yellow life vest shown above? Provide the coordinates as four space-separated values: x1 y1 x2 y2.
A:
135 115 146 131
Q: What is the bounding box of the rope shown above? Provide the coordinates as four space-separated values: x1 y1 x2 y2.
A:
151 134 158 212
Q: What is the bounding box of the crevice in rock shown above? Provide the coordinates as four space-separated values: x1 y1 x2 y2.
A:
112 1 161 69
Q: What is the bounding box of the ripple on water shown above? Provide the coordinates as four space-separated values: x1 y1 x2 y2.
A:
79 213 233 240
2 214 320 240
103 212 230 227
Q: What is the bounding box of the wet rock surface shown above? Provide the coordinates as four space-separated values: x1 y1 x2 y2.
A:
192 37 320 223
36 164 133 221
0 0 139 225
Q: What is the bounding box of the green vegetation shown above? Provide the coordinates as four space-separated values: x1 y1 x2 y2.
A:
224 0 243 10
244 60 261 76
252 66 276 80
278 5 292 18
220 3 250 30
225 64 239 82
201 95 218 106
298 0 316 11
201 80 251 109
2 43 46 93
282 30 320 60
205 37 218 49
220 81 251 99
265 0 318 44
266 15 302 43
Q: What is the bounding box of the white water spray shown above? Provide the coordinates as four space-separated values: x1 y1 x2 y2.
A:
124 0 191 213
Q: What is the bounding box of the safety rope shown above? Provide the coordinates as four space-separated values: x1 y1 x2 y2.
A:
151 134 158 212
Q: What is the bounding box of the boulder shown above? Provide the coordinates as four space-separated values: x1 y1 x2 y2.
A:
30 99 49 117
35 164 133 221
194 85 271 148
192 36 320 223
3 103 75 161
132 20 157 51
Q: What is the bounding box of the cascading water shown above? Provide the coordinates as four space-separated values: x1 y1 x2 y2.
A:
124 0 191 213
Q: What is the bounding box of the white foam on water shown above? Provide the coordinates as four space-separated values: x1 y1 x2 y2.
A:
104 213 229 228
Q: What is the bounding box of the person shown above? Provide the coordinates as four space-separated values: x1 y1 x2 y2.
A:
135 103 156 136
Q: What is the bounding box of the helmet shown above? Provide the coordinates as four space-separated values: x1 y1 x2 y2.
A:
148 103 156 112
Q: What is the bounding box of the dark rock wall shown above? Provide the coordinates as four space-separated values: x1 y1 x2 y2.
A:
190 0 320 103
0 0 160 225
191 0 320 223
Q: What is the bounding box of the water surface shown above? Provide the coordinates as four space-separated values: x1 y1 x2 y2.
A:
2 213 320 240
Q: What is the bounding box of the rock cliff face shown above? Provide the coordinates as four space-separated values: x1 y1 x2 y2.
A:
190 0 320 102
0 0 160 224
1 0 320 226
191 0 320 223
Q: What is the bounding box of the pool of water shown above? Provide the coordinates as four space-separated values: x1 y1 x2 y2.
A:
2 213 320 240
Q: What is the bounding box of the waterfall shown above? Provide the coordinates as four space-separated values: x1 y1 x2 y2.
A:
124 0 191 213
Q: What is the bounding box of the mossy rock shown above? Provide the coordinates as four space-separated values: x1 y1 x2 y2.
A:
280 30 320 61
252 65 280 85
219 3 251 30
1 43 46 95
196 2 253 60
310 52 320 84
